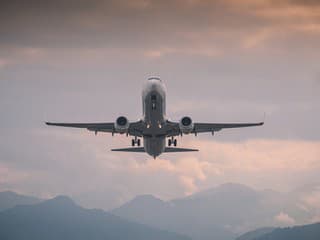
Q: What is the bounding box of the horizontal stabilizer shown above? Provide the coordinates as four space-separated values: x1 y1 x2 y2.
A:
164 147 198 152
111 147 145 152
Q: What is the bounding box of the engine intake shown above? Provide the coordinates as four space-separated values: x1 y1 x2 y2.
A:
179 116 194 134
115 116 129 133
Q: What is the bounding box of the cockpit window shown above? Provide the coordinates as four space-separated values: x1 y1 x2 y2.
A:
148 77 161 81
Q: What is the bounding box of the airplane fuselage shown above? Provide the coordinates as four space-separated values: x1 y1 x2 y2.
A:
142 77 167 158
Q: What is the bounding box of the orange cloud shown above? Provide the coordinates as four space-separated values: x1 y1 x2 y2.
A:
193 139 320 172
274 211 296 225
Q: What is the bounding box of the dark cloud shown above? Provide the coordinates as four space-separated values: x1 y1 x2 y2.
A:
0 0 281 48
289 0 320 6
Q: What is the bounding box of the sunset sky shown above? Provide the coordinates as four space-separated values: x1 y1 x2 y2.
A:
0 0 320 210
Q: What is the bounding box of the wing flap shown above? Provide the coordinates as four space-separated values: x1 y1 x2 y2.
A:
111 147 145 152
46 122 114 129
165 120 264 136
193 122 264 133
46 120 145 137
164 147 198 152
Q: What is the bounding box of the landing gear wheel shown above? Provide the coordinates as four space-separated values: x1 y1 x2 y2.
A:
137 139 141 146
131 139 135 146
173 139 177 147
168 139 172 146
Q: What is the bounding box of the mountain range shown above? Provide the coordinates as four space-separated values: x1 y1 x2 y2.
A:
236 223 320 240
1 182 319 240
0 194 190 240
0 191 41 211
112 183 320 240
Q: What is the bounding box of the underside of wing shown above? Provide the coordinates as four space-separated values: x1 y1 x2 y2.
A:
46 122 114 129
46 120 145 136
46 122 115 134
193 122 264 133
164 147 198 152
111 147 145 152
165 120 264 136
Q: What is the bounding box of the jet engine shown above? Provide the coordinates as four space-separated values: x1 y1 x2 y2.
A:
115 116 129 133
179 116 194 134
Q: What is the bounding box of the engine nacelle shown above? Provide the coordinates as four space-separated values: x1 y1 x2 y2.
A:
179 116 194 134
115 116 129 133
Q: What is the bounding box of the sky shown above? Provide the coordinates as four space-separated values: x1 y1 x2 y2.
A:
0 0 320 210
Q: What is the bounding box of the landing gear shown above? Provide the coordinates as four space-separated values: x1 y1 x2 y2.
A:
168 137 177 147
132 137 141 147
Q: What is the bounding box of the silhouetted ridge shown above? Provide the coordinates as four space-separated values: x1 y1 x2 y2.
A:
236 227 275 240
0 195 190 240
0 191 42 211
237 222 320 240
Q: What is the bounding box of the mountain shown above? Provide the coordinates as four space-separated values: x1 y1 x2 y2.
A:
0 191 42 211
236 227 275 240
0 195 190 240
237 222 320 240
112 183 261 240
112 183 320 240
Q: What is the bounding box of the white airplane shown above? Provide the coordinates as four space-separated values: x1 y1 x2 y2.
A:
46 77 263 158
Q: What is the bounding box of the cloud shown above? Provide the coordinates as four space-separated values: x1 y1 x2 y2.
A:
0 163 29 187
274 211 296 225
288 0 320 6
194 139 320 172
1 121 320 209
0 58 11 68
301 189 320 213
1 0 320 55
0 0 320 210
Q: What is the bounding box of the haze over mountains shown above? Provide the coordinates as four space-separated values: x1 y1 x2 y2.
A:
0 191 42 211
236 223 320 240
1 182 320 240
112 183 320 240
0 195 189 240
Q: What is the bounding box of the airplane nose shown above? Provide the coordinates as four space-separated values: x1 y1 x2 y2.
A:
148 77 161 81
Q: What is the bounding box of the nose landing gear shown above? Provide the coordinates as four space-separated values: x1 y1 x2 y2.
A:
132 137 141 146
168 137 177 147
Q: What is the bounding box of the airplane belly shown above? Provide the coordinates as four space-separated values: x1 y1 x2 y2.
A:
142 78 167 158
144 137 165 158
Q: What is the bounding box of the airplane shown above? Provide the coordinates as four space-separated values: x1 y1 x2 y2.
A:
46 77 264 158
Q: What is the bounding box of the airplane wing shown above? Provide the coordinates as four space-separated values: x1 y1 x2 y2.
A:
166 120 264 136
164 147 198 152
193 122 264 133
46 120 144 137
111 147 145 152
